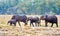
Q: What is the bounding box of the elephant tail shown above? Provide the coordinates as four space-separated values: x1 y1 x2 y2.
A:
56 18 58 27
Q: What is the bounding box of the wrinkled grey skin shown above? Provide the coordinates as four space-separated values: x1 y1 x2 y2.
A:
40 15 58 27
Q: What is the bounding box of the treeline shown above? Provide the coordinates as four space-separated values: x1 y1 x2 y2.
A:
0 0 60 15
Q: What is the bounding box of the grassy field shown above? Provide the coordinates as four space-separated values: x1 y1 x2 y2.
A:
0 15 60 36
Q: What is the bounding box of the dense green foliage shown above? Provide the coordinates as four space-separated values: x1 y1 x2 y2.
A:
0 0 60 15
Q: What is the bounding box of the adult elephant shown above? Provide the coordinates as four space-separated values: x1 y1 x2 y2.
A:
11 15 28 26
40 15 58 27
27 17 40 27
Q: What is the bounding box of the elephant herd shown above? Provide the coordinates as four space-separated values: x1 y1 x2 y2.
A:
8 15 58 27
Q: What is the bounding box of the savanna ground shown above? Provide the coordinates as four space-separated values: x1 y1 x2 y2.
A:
0 15 60 36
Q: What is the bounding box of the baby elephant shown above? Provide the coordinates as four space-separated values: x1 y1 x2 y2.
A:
7 19 17 26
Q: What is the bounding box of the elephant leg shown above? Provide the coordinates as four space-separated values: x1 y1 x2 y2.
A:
14 23 16 26
10 24 12 26
18 21 21 26
35 23 37 27
30 22 32 27
38 22 40 27
45 21 48 27
30 22 31 27
38 23 40 27
30 22 34 27
24 21 27 26
10 23 12 26
32 23 34 27
25 22 27 26
51 23 53 27
56 22 58 27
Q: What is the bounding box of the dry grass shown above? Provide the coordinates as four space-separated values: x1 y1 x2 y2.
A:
0 15 60 36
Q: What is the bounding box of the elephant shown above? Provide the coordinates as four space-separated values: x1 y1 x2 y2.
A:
11 15 28 26
7 19 17 26
40 15 58 27
27 17 40 27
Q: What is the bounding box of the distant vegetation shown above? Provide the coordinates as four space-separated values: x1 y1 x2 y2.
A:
0 0 60 15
